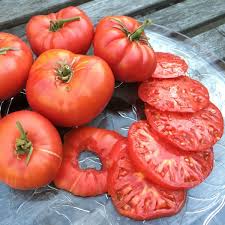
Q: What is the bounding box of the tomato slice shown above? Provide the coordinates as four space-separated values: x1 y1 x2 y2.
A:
108 139 186 220
54 127 123 197
139 76 209 112
152 52 188 79
145 103 224 151
128 121 214 190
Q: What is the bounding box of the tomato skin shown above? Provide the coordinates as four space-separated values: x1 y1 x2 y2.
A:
108 139 186 220
26 49 115 127
128 121 214 190
0 32 33 100
26 6 94 55
93 16 156 82
54 127 123 197
0 110 62 190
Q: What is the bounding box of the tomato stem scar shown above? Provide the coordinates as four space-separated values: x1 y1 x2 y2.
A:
15 121 33 165
0 47 17 55
49 16 80 32
56 63 73 83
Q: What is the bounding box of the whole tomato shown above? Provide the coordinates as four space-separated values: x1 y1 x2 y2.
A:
93 16 156 82
26 6 94 55
26 49 115 127
0 32 33 100
0 110 63 190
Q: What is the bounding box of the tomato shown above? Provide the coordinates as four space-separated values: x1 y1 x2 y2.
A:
108 139 186 220
26 49 115 127
26 6 94 55
54 126 123 197
139 76 209 112
0 32 33 100
145 103 224 151
0 110 62 190
128 121 214 190
93 16 156 82
152 52 188 79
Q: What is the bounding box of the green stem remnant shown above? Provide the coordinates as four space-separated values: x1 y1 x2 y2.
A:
128 20 151 41
56 63 73 83
15 121 33 165
49 17 80 32
0 47 16 55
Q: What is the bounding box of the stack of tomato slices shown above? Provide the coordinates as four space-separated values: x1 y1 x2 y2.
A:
106 52 224 220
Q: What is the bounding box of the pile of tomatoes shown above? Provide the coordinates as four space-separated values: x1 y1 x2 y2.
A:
0 6 224 221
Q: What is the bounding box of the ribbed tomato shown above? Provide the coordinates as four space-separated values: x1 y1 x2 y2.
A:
0 32 33 100
26 6 94 55
94 16 156 82
0 110 62 190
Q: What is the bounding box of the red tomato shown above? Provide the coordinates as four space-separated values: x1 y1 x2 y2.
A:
26 6 94 55
0 110 62 190
145 103 224 151
108 139 186 220
0 32 33 100
128 121 214 190
93 16 156 82
152 52 188 78
26 49 115 127
54 126 123 197
139 76 209 112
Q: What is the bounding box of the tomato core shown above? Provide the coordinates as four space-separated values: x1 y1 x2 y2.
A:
15 121 33 165
56 63 73 82
49 17 80 32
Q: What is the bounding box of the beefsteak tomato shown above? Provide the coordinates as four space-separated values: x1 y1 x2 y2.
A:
26 6 94 55
0 110 62 190
26 49 115 127
93 16 156 82
0 32 33 100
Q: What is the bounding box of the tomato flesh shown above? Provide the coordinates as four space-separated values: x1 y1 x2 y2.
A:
128 121 214 190
108 140 186 220
54 127 123 197
152 52 188 78
139 76 209 112
145 103 224 151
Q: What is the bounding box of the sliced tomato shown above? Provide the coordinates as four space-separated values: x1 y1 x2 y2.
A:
108 139 186 220
152 52 188 79
128 121 214 190
145 103 224 151
139 76 209 112
54 127 123 197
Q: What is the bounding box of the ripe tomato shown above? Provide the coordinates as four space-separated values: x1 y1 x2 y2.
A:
26 49 115 127
145 103 224 151
0 32 33 100
54 126 123 197
0 110 62 190
128 121 214 190
152 52 188 78
93 16 156 82
26 6 94 55
139 76 209 112
108 139 186 220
